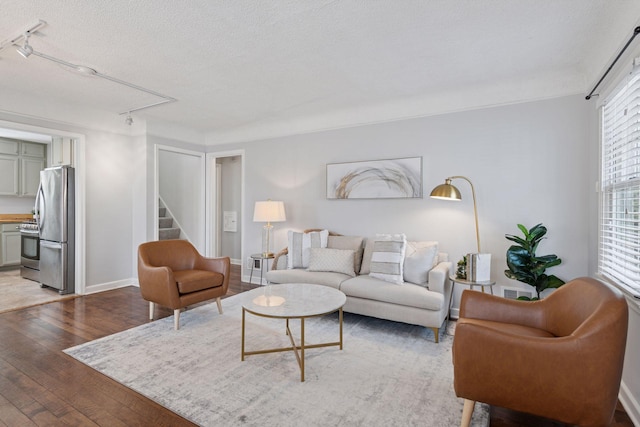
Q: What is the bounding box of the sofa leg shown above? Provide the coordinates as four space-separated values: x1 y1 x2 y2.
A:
460 399 475 427
174 309 180 330
149 302 154 320
216 297 223 314
430 327 440 343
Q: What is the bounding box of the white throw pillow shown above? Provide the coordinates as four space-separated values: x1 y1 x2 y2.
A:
403 241 439 285
369 233 407 285
327 235 365 274
308 248 356 277
287 230 329 269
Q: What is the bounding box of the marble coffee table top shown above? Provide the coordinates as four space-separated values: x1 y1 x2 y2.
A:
241 283 346 318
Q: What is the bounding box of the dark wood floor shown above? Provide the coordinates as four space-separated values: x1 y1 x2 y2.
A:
0 265 634 426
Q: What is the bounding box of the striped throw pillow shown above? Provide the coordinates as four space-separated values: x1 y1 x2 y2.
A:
287 230 329 269
369 233 407 284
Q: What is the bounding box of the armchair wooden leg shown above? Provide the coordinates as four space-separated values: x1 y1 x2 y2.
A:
174 309 180 330
216 297 223 314
460 399 475 427
149 302 154 320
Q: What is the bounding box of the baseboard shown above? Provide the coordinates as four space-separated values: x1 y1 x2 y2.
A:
84 278 136 295
231 258 241 265
619 381 640 427
449 308 460 320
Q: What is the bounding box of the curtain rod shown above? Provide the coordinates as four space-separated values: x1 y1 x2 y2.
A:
586 26 640 100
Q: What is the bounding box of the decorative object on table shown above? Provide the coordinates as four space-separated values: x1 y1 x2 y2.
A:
253 200 286 257
465 253 491 282
326 157 422 199
456 256 467 280
504 223 565 300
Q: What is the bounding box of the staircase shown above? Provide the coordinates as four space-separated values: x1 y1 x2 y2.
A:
158 206 181 240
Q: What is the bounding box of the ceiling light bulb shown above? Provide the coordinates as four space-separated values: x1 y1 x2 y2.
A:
125 114 133 126
16 34 33 58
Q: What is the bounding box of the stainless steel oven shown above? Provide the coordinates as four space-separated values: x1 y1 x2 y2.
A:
20 223 40 282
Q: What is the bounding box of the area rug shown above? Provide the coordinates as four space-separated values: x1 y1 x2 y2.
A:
64 293 489 426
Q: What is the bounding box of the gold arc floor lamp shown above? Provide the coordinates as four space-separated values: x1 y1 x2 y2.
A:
253 200 286 257
430 176 481 253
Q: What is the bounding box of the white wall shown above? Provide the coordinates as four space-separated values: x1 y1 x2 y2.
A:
83 129 135 289
0 196 35 215
221 95 592 306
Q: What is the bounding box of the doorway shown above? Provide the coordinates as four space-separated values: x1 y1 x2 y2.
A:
206 150 244 266
0 120 85 298
155 145 206 253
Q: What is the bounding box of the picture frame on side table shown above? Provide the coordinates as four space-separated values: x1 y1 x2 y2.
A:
326 157 422 199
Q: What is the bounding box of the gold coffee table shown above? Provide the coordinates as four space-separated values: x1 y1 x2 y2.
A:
241 283 346 382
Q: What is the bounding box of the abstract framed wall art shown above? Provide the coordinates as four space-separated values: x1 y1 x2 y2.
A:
326 157 423 199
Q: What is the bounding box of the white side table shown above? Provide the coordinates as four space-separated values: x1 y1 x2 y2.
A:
448 275 496 324
249 253 274 284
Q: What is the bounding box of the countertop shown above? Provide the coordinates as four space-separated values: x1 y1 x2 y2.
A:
0 214 33 224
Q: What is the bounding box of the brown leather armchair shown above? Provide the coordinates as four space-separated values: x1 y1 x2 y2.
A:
138 239 230 330
452 277 628 427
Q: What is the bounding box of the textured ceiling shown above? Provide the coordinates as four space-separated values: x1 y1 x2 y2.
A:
1 1 640 143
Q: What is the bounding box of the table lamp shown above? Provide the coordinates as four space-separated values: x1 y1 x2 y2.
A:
253 200 286 256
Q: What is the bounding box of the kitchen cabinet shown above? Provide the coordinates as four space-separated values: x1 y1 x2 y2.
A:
0 155 19 195
21 142 46 158
0 223 21 267
51 137 73 166
0 138 46 197
21 157 45 196
0 138 19 155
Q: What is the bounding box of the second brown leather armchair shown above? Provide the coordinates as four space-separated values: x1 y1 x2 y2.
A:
452 277 628 427
138 239 230 330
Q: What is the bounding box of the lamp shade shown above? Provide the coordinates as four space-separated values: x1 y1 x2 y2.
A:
429 176 481 253
429 179 461 201
253 200 286 223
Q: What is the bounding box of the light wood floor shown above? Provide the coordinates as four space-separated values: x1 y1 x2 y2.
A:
0 265 633 426
0 268 75 314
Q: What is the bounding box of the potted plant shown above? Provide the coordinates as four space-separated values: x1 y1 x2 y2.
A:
504 223 565 300
456 255 467 280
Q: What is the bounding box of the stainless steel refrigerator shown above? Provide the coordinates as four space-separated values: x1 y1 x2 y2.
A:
35 165 75 295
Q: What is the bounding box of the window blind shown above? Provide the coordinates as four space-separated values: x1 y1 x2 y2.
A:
600 67 640 298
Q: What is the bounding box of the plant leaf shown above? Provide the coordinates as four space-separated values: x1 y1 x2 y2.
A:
505 234 528 247
517 224 529 236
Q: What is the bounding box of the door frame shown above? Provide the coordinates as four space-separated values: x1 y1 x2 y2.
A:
154 144 206 251
205 149 244 263
0 119 86 294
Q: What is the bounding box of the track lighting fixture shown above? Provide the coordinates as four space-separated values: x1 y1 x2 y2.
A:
1 19 176 121
16 33 32 58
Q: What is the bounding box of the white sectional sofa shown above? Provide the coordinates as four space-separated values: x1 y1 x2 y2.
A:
265 230 453 342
